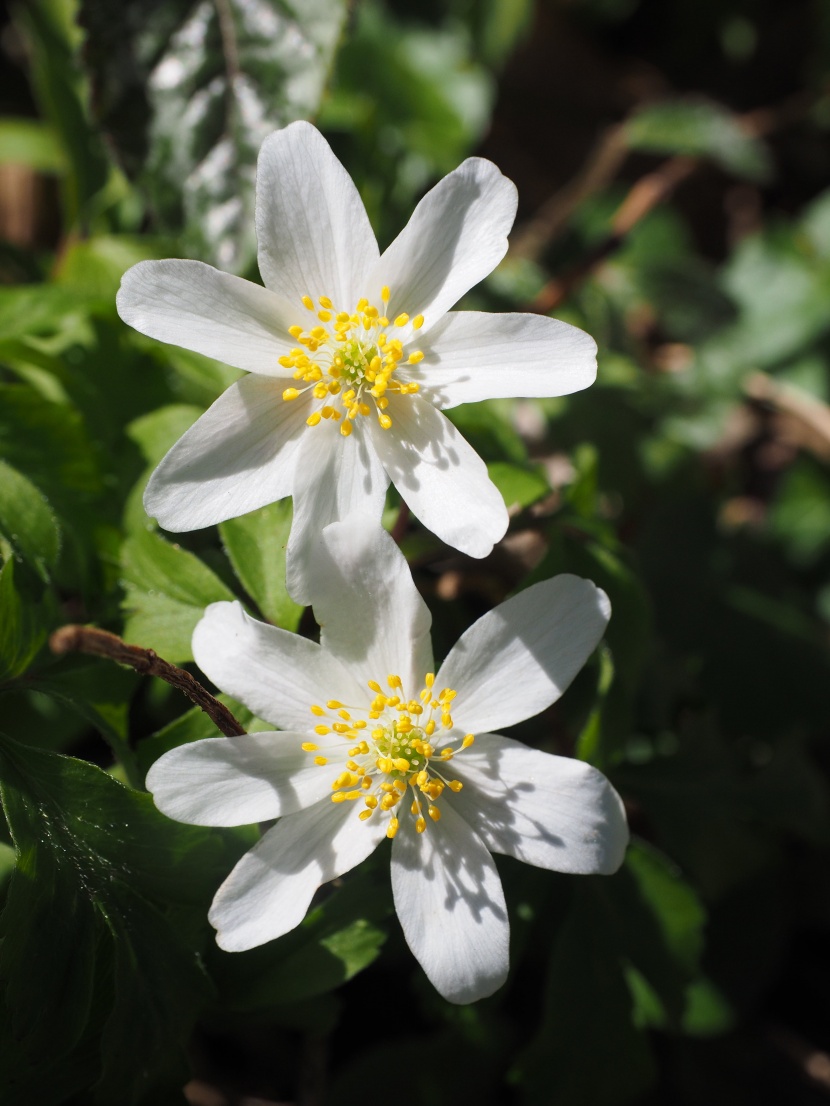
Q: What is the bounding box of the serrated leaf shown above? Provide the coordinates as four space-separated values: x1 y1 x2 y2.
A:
121 529 236 662
79 0 347 272
0 735 245 1102
220 500 303 630
0 460 61 581
625 99 772 182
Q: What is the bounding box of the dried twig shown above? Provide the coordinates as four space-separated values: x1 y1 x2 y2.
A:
50 625 246 737
508 123 630 262
517 90 817 312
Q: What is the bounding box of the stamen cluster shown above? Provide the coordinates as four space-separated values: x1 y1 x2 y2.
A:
301 673 474 838
280 286 425 436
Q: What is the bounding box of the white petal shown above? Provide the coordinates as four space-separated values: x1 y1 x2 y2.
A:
117 259 297 374
416 311 597 409
210 799 389 950
451 733 629 874
391 803 509 1003
144 375 309 532
435 575 610 734
192 601 364 730
368 395 508 558
146 732 342 826
285 419 389 606
369 158 517 338
311 519 434 691
256 122 379 310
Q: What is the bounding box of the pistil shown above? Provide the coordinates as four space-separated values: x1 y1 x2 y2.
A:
304 673 474 838
280 287 424 435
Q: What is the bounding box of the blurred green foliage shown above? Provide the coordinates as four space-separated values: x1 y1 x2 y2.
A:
1 0 829 1103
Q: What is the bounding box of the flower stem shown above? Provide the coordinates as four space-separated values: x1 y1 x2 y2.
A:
49 625 247 737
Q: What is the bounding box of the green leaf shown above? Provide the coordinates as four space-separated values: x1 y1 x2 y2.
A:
0 116 66 172
486 461 549 511
79 0 347 272
767 456 830 566
0 460 61 581
0 560 48 683
220 500 303 630
0 735 244 1102
30 657 140 784
53 234 172 302
625 99 772 182
213 860 391 1010
135 694 271 776
514 882 655 1106
127 404 204 468
17 0 110 225
0 384 103 504
611 841 706 1030
0 285 90 346
121 529 236 662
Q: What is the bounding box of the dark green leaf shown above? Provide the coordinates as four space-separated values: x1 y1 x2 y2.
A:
514 882 655 1106
0 735 245 1102
0 460 61 580
0 560 49 683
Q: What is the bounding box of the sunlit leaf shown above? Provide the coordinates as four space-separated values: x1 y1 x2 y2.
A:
121 528 236 662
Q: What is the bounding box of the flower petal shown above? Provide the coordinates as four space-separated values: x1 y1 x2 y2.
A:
391 803 509 1004
117 259 297 373
256 122 380 310
415 310 597 409
368 395 508 558
312 518 433 691
451 732 629 874
146 732 342 826
369 157 517 337
285 420 389 606
210 799 389 950
144 375 310 532
192 601 363 730
436 575 610 734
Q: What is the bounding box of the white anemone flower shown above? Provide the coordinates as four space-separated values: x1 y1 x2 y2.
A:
146 519 628 1004
117 121 598 603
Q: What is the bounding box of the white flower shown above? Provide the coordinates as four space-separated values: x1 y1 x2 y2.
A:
146 519 628 1004
117 121 598 603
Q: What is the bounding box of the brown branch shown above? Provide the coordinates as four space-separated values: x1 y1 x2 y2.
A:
50 626 247 737
508 123 630 262
518 90 818 313
529 154 697 314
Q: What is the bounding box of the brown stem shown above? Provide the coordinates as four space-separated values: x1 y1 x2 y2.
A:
508 123 630 262
517 90 817 312
49 626 247 737
530 154 697 313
